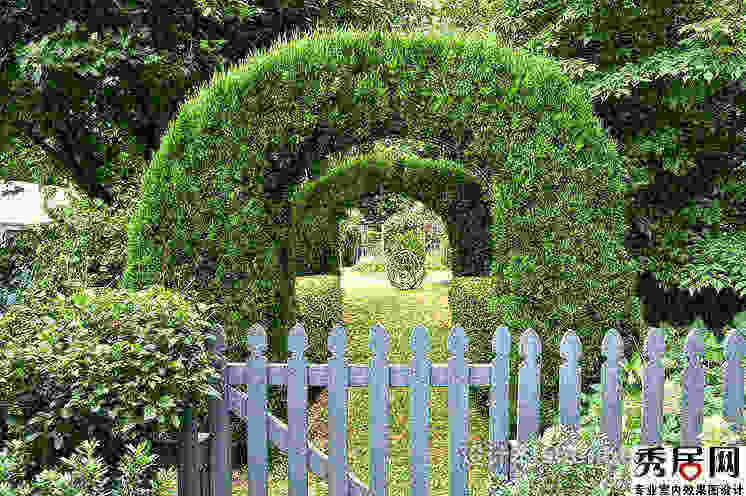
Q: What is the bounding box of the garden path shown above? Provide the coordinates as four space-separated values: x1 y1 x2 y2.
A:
339 266 452 289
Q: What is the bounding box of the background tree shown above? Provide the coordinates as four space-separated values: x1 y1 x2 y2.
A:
0 0 438 201
0 0 325 201
455 0 746 333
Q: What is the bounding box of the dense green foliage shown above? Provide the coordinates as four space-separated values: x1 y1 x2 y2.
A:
461 0 746 299
389 229 427 263
2 1 745 494
0 284 225 495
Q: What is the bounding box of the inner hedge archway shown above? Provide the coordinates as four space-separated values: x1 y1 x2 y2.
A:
290 134 495 279
289 143 491 281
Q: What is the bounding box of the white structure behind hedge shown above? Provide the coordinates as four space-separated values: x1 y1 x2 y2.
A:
0 180 75 248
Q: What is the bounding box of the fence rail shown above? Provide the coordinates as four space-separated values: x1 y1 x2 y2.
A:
166 321 746 496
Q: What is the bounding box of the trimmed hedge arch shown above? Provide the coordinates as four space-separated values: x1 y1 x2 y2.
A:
122 22 643 439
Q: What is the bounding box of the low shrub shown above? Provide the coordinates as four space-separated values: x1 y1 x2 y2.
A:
0 436 177 496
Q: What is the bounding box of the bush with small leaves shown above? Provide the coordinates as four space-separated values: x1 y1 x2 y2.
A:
0 436 177 496
0 283 225 492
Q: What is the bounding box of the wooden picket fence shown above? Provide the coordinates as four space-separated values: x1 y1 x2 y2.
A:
5 321 746 496
159 321 746 496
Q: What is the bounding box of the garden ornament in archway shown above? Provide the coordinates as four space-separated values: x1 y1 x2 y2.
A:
386 247 426 290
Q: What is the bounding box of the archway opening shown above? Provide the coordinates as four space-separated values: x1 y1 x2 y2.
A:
287 140 499 472
338 200 451 273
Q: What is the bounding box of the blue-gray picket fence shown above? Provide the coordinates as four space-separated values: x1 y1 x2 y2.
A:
173 322 746 496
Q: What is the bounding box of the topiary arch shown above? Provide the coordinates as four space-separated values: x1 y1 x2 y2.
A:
289 143 491 280
122 22 643 440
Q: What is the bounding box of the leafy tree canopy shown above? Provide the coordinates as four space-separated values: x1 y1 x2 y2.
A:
2 0 746 299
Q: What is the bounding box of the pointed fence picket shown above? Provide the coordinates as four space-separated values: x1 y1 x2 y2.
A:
152 323 746 496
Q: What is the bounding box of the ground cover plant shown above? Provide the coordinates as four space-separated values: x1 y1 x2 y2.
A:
0 437 178 496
